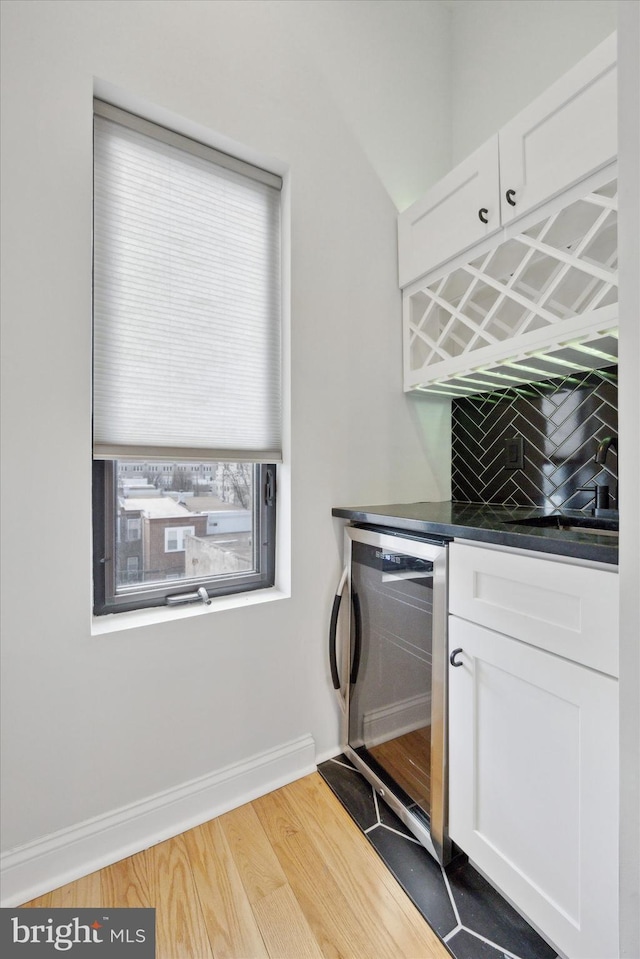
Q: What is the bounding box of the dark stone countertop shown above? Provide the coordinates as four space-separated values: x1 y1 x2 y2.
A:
331 501 618 566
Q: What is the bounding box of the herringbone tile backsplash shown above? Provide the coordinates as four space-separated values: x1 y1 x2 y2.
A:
451 367 618 511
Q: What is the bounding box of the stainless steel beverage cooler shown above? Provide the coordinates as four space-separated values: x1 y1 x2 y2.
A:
330 524 451 865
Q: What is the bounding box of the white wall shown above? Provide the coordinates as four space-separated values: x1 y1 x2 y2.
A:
0 0 452 894
449 0 618 163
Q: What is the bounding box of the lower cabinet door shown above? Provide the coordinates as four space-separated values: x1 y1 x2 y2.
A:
448 616 619 959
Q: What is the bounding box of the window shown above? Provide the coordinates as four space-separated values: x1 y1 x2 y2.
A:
165 526 195 553
92 101 281 615
127 518 141 541
126 556 140 583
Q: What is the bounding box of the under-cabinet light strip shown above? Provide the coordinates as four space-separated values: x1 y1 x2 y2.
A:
413 325 619 396
568 342 618 362
418 382 480 395
500 361 561 377
449 379 508 391
473 369 537 383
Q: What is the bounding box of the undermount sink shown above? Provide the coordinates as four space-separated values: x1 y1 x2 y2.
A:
507 513 619 537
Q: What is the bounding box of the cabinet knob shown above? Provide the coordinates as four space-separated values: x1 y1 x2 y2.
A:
450 647 464 667
478 208 489 224
506 189 517 206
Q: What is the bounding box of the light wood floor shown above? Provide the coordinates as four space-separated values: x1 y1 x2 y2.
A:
21 772 449 959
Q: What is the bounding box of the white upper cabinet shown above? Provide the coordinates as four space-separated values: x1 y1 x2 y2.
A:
398 33 617 290
499 34 617 226
398 33 618 397
398 137 500 289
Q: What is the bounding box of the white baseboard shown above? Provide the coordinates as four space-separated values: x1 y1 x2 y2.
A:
0 733 316 908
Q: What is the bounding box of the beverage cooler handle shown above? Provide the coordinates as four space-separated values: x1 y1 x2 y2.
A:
350 591 362 686
329 566 349 700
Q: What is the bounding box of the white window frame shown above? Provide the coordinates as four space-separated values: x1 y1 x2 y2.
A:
92 100 283 617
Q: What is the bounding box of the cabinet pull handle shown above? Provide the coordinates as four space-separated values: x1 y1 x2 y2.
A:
450 647 464 667
506 189 516 206
478 208 489 224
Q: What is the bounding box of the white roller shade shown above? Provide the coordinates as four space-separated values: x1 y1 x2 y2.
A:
93 103 282 463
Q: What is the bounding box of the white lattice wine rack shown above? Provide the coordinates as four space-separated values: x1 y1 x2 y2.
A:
403 178 618 397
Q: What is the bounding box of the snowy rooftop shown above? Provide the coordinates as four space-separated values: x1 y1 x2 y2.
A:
120 497 194 519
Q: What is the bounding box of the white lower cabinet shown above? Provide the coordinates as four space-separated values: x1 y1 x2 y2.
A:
448 542 619 676
448 546 619 959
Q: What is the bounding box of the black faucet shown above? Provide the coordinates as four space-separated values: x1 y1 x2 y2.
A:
595 435 618 464
579 435 619 514
577 482 610 510
576 436 619 512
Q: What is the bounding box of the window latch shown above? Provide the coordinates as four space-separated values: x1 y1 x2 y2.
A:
166 586 212 607
264 468 275 506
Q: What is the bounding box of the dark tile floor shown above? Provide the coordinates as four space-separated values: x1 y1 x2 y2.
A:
318 755 559 959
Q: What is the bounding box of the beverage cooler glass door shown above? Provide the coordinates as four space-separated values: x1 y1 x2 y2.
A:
342 526 449 864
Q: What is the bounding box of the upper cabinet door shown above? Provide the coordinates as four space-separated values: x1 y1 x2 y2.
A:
397 136 501 288
499 33 617 225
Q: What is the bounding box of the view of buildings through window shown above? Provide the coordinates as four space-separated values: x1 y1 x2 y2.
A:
115 461 255 587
